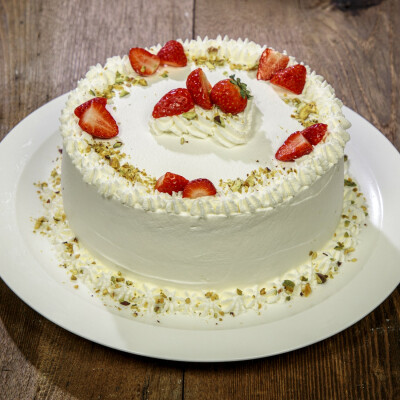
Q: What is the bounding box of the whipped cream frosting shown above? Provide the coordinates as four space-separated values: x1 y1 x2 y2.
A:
149 100 254 148
60 36 351 218
36 158 367 318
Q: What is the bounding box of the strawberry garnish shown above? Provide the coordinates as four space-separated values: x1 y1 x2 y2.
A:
186 68 213 110
74 97 107 118
182 179 217 199
270 64 307 95
157 40 187 67
210 75 252 115
152 88 195 118
78 100 119 139
129 48 160 76
155 172 189 195
257 49 289 81
301 123 328 145
275 132 313 162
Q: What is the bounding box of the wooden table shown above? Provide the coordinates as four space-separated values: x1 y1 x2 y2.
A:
1 0 399 398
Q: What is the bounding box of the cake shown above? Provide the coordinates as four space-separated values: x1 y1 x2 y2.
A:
59 36 352 295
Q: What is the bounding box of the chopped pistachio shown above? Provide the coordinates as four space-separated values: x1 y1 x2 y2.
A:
344 179 356 187
119 89 130 98
89 89 96 96
207 46 219 54
302 283 312 297
182 110 197 120
282 280 295 294
214 115 225 127
334 242 344 251
344 247 355 255
140 66 146 73
236 288 243 296
109 158 120 169
34 216 47 230
316 273 328 284
113 141 123 149
161 71 169 78
138 78 147 86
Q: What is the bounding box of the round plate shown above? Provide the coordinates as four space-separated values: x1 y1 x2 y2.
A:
0 94 399 362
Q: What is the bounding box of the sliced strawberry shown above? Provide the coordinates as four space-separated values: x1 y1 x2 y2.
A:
78 101 118 139
270 64 307 95
186 68 212 110
257 49 289 81
129 48 160 76
210 75 252 115
152 88 195 118
275 132 313 161
182 178 217 199
155 172 189 195
301 123 328 145
157 40 187 67
74 97 107 118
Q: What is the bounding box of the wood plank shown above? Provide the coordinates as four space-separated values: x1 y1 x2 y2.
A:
0 0 194 141
0 0 193 399
0 0 399 399
183 290 399 400
1 277 184 400
194 0 399 149
181 0 400 398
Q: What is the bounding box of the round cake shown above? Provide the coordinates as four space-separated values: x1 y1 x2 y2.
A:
60 36 351 291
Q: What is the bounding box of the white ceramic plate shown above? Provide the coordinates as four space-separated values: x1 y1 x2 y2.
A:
0 94 399 362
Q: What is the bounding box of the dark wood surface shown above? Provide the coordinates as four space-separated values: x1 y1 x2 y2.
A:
1 0 399 398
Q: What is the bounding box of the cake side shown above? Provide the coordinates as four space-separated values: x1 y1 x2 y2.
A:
62 149 343 289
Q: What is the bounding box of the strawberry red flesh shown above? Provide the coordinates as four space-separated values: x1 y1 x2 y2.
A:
275 132 313 162
301 123 328 145
270 64 307 95
182 178 217 199
152 88 195 118
155 172 189 195
78 101 119 139
129 48 160 76
210 76 251 115
74 97 107 118
186 68 213 110
157 40 187 67
257 49 289 81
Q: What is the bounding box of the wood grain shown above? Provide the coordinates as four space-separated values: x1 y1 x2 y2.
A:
0 0 399 399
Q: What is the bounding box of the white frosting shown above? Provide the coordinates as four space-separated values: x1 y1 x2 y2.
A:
60 37 352 290
149 100 254 148
60 36 351 219
62 151 343 288
36 157 367 318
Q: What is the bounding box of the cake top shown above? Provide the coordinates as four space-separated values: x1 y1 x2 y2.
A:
60 36 350 217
